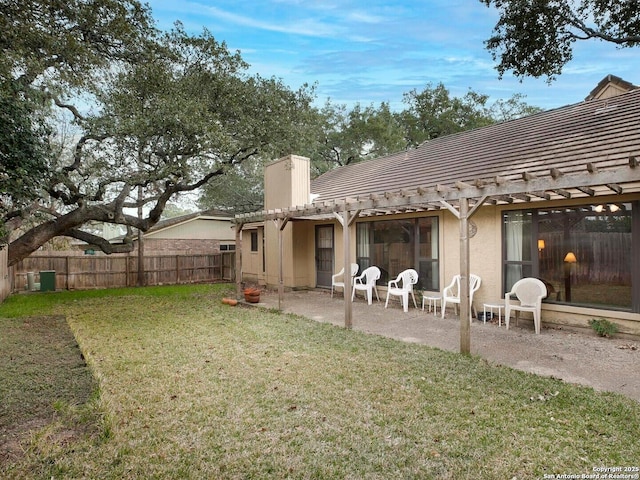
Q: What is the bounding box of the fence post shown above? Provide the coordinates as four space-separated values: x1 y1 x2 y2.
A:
126 256 130 287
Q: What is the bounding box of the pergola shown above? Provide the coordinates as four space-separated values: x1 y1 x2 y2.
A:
234 157 640 354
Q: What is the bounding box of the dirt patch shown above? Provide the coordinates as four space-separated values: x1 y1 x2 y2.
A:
0 315 98 465
256 289 640 402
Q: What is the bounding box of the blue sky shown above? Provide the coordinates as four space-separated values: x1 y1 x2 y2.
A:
144 0 640 112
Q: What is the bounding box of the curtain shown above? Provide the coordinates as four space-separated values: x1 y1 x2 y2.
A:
504 211 524 290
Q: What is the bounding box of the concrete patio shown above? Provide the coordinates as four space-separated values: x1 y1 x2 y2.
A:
253 288 640 403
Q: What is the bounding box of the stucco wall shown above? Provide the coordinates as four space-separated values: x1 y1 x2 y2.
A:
260 155 312 289
264 155 310 210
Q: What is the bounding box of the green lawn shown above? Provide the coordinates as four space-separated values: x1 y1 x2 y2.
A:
1 284 639 479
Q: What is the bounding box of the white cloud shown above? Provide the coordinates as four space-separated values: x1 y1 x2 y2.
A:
145 0 640 112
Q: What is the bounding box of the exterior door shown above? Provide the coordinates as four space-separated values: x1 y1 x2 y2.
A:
315 225 334 288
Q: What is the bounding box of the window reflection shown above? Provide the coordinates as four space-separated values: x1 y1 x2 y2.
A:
538 204 632 309
356 217 439 291
503 203 633 310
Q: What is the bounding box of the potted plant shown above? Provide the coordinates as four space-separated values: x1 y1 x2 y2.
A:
243 286 261 303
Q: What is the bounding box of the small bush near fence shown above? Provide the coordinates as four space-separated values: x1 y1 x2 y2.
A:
11 253 235 292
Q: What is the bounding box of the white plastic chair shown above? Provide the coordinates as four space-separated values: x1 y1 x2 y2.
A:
351 266 381 305
441 274 482 321
505 278 547 334
331 263 359 298
385 269 419 312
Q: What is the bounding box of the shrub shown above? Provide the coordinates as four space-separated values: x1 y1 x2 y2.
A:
588 318 619 338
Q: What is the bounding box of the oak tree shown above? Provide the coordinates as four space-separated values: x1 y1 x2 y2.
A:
482 0 640 79
2 1 315 265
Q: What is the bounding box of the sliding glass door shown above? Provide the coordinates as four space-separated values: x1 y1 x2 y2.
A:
356 217 439 291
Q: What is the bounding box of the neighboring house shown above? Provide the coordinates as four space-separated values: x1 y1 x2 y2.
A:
139 209 236 255
237 75 640 336
72 209 235 255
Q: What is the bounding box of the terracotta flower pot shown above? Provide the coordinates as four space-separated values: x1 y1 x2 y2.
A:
244 293 260 303
243 287 261 303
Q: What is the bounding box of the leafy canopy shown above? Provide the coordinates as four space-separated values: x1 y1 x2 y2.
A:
0 81 51 241
2 0 543 259
0 0 153 244
199 82 540 212
1 1 315 265
481 0 640 80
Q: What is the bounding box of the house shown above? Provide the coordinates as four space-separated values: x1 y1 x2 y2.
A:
66 209 235 256
236 76 640 339
139 208 236 255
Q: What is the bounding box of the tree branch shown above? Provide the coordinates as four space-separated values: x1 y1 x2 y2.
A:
52 96 87 122
63 134 110 173
65 228 135 254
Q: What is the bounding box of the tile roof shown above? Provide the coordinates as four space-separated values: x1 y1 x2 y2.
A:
310 87 640 203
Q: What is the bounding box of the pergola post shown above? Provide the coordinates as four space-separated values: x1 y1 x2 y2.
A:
459 197 471 354
335 208 360 329
342 211 353 329
235 222 243 300
274 217 289 311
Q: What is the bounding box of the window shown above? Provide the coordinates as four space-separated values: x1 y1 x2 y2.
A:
250 231 258 252
503 202 635 310
356 217 439 291
220 244 235 251
503 210 533 290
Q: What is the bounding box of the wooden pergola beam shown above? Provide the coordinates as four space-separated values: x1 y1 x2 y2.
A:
607 183 623 194
554 188 572 198
576 186 596 196
234 162 640 225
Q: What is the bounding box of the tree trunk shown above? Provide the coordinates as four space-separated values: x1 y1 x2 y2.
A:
137 228 145 287
137 184 145 287
7 205 139 267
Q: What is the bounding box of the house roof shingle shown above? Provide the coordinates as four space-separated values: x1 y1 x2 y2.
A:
310 85 640 203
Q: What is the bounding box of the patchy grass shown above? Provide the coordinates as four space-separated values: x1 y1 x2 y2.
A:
0 315 101 469
1 284 639 479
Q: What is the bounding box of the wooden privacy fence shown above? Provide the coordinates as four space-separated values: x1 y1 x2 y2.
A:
12 252 235 292
539 232 631 284
0 248 9 302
